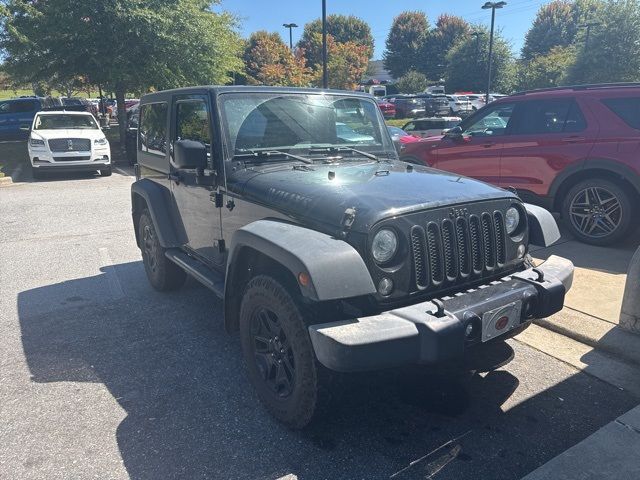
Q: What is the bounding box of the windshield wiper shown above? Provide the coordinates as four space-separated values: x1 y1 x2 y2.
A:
234 149 312 164
308 146 380 162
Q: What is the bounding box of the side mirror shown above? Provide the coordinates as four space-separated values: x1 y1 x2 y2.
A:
444 126 463 138
173 139 207 169
19 125 31 132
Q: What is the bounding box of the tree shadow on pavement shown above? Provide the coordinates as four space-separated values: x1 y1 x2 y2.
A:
16 262 638 480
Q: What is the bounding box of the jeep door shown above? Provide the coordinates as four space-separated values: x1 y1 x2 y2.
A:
431 102 517 185
169 94 223 267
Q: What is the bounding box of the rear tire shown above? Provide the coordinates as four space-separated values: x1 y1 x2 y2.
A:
138 209 186 291
561 178 633 246
239 275 328 429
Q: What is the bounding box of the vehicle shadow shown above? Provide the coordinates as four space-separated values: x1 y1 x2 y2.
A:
16 262 637 480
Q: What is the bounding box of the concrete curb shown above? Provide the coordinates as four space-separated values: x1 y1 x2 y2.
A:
535 309 640 367
0 175 13 186
620 246 640 335
521 405 640 479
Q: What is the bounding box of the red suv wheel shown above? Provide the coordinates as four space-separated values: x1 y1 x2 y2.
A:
562 178 634 246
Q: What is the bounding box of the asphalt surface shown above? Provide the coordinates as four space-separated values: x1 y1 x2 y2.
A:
0 168 637 480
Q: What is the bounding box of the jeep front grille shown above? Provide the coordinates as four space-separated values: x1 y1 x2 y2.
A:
48 138 91 152
411 212 506 289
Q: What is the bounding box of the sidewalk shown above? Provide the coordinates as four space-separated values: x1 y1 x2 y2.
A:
522 405 640 479
518 224 640 479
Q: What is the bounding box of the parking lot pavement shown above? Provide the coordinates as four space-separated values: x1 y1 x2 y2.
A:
1 172 638 480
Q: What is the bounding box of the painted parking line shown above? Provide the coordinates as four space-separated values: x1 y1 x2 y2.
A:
99 247 125 299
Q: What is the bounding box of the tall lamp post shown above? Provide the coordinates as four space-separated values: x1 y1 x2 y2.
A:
322 0 328 89
482 1 506 104
579 21 601 49
282 23 298 50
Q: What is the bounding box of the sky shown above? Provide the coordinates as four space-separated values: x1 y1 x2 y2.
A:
222 0 549 59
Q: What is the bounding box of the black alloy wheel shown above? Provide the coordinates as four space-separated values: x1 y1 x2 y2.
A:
250 307 296 398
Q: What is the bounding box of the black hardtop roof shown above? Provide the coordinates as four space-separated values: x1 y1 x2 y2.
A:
140 85 375 104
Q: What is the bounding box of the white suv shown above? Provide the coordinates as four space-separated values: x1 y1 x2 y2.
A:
27 110 111 178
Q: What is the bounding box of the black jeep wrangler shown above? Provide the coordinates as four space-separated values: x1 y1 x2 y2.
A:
131 86 573 428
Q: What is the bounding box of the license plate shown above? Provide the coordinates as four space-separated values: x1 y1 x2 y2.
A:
481 301 522 342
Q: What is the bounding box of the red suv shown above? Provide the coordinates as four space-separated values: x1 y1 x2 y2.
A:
401 83 640 245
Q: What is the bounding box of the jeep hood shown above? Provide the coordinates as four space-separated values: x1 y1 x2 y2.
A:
232 160 517 233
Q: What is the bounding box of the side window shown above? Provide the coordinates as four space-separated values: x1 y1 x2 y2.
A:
602 97 640 130
0 102 10 114
564 101 588 132
10 101 37 113
139 102 168 156
175 101 211 146
403 122 415 132
463 103 515 136
514 99 581 135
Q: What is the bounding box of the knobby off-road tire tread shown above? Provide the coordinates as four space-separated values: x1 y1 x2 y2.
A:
239 275 333 429
138 209 186 291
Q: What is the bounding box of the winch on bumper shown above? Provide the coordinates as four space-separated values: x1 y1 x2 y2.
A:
308 255 573 372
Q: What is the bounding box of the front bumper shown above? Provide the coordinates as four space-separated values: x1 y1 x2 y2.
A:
30 146 111 171
309 255 573 372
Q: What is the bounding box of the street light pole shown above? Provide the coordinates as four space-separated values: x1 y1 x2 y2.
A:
282 23 298 50
579 21 601 50
482 1 506 104
322 0 328 89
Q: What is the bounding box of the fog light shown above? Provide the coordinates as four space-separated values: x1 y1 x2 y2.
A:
378 277 394 296
517 244 526 258
465 323 474 337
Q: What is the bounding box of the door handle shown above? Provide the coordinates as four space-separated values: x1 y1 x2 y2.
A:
562 136 585 143
168 172 180 184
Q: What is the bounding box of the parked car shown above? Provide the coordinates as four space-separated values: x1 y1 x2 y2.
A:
61 97 98 117
419 94 450 117
0 97 59 140
394 96 425 118
376 99 396 119
387 125 420 153
447 95 473 116
131 85 572 429
400 83 640 245
27 110 111 178
402 117 462 138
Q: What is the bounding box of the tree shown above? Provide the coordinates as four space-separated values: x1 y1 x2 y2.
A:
516 46 576 90
297 14 374 67
309 34 369 90
395 70 428 94
421 15 471 80
445 27 515 93
565 0 640 84
521 0 605 60
383 12 429 79
0 0 243 151
243 31 311 86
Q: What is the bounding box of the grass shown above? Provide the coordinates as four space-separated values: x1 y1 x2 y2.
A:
385 118 411 128
0 89 101 100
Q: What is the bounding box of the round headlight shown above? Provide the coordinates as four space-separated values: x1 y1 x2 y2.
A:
372 229 398 263
505 207 521 235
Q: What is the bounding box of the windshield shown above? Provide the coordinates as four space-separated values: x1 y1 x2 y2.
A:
34 114 98 130
219 93 394 159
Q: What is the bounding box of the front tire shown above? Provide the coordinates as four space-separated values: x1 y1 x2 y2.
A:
100 167 112 176
562 178 634 246
138 209 186 291
239 275 326 429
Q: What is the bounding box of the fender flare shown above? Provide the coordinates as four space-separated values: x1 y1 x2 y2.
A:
131 179 184 248
548 159 640 205
225 220 376 303
524 203 561 248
